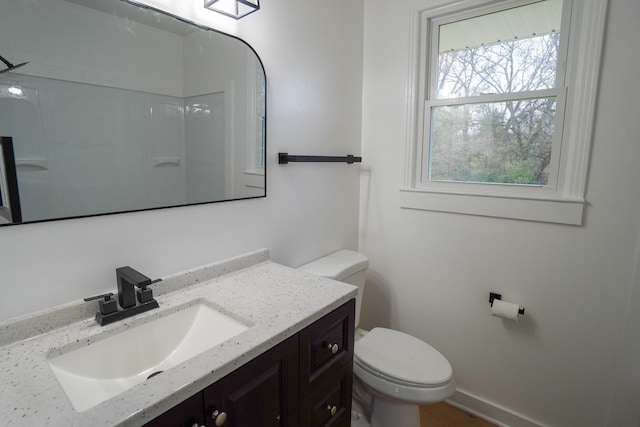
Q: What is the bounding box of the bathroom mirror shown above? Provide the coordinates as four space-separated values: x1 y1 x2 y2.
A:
0 0 266 226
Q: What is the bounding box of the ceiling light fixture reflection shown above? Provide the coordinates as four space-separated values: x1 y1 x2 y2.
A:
8 86 24 97
204 0 259 19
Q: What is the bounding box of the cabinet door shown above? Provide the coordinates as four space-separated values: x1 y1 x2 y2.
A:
144 392 205 427
203 336 299 427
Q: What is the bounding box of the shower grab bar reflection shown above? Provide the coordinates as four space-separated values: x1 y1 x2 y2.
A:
278 153 362 165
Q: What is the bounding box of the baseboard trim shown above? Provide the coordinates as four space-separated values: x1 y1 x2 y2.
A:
447 389 549 427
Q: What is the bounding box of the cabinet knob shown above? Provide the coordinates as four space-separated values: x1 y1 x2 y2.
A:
327 343 339 354
211 410 228 426
326 405 338 416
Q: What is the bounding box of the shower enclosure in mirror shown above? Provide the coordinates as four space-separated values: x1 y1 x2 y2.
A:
0 0 266 226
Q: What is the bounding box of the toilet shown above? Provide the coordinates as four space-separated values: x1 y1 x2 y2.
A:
299 250 456 427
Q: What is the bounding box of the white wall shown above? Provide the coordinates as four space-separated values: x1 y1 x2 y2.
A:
601 2 640 425
0 0 363 321
0 0 184 97
607 227 640 427
359 0 640 426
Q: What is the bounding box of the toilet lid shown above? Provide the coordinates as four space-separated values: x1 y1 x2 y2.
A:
354 328 453 386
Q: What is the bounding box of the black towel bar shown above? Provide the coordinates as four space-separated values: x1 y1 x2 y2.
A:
278 153 362 164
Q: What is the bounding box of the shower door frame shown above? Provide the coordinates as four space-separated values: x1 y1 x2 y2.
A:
0 136 21 223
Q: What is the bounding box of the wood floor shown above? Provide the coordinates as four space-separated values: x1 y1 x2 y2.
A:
420 402 498 427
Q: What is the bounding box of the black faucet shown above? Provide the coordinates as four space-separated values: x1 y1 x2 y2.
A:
117 266 152 308
84 266 161 326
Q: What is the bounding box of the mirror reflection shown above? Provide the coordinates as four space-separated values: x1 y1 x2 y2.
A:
0 0 266 226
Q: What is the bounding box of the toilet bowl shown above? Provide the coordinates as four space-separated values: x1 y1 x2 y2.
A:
299 250 455 427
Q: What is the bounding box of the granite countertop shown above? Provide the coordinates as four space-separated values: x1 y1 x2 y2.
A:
0 249 357 426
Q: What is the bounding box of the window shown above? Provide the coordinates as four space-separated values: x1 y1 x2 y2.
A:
402 0 607 225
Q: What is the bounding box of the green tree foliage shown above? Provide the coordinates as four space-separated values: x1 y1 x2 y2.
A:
430 33 560 185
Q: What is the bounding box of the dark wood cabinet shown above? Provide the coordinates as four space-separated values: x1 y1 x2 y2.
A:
144 392 205 427
145 299 354 427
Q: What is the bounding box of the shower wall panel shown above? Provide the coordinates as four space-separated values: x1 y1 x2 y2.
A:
0 74 189 221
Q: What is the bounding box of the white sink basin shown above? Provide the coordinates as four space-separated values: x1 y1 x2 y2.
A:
48 302 249 412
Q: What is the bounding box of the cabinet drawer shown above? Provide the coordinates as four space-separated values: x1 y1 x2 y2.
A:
300 362 352 427
299 300 355 391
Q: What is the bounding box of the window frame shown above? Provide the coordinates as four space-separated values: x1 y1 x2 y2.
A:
402 0 608 225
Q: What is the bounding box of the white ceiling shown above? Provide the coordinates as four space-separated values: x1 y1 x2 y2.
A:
63 0 196 36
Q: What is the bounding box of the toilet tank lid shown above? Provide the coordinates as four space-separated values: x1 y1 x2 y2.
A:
298 249 369 281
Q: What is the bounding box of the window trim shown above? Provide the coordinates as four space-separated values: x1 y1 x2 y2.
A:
402 0 608 225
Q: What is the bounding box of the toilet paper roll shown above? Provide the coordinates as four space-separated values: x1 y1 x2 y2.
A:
491 299 520 321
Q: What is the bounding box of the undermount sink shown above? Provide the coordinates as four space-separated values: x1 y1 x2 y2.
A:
47 302 250 412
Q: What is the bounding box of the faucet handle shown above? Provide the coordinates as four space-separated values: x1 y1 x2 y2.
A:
84 293 118 315
137 278 162 304
138 277 162 290
83 292 114 302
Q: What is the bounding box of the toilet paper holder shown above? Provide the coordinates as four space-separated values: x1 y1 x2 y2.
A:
489 292 525 315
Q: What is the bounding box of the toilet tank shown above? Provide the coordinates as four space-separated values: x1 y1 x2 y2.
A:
298 250 368 327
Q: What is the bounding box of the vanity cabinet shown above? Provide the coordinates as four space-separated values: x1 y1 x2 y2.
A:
145 392 205 427
145 299 355 427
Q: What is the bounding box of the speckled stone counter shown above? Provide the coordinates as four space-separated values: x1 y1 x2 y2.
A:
0 249 357 426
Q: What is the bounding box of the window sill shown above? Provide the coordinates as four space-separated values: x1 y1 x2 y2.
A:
399 188 584 225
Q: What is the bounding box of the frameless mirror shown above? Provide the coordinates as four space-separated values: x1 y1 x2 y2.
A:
0 0 266 226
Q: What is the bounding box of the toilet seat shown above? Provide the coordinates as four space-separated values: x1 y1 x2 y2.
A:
354 327 453 387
